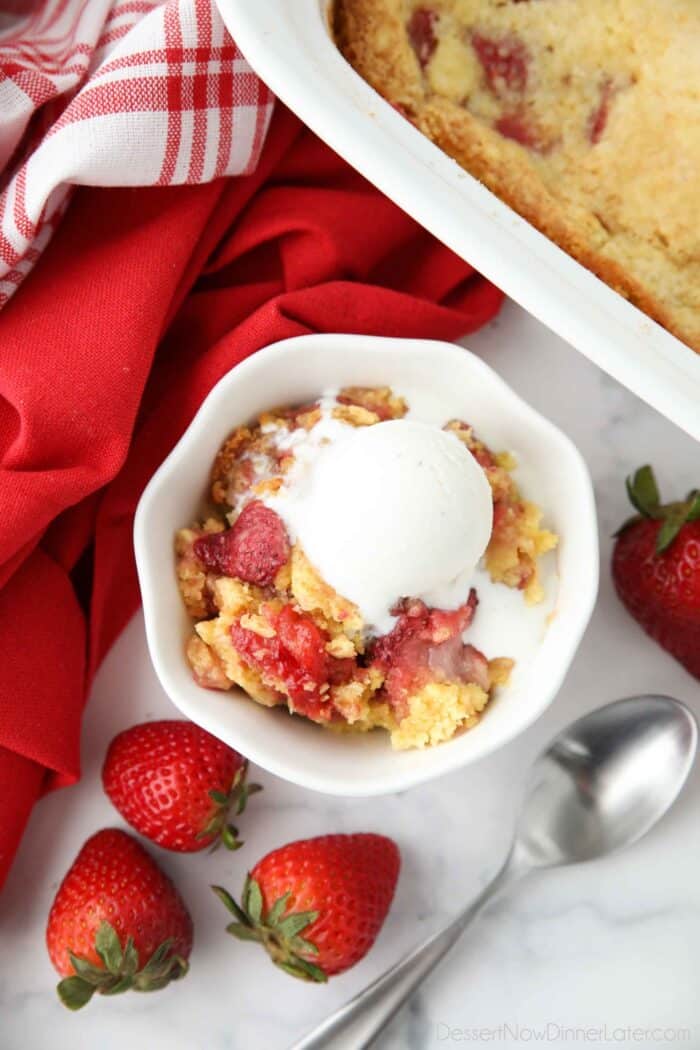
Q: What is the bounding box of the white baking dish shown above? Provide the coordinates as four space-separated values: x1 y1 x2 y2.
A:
218 0 700 440
134 334 597 796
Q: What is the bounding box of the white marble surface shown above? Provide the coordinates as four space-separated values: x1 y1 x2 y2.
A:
2 302 699 1050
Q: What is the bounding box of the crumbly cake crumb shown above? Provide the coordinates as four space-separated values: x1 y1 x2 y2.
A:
389 680 489 750
290 544 365 648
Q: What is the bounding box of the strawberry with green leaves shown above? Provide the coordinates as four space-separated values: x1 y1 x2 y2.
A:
46 829 192 1010
613 465 700 678
213 833 400 981
102 720 260 852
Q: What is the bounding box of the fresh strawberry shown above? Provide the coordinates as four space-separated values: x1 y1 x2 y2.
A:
102 720 261 852
194 500 290 585
212 833 400 981
46 829 193 1010
612 465 700 679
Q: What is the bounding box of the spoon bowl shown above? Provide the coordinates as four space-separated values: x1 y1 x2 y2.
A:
515 695 698 868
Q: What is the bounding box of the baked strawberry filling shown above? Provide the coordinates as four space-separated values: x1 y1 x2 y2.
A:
494 112 549 153
194 501 290 586
230 605 350 721
371 594 488 717
408 8 438 68
588 78 616 145
471 32 529 98
403 8 628 157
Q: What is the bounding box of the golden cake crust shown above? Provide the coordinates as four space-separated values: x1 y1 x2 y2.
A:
334 0 700 352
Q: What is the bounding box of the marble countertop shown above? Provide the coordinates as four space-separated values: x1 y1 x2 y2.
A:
2 302 699 1050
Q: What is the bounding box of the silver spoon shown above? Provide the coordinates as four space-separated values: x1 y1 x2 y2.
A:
290 695 697 1050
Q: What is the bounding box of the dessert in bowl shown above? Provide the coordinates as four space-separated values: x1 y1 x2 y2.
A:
135 335 597 795
176 387 556 749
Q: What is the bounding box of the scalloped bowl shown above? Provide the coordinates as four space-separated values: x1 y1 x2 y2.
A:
134 335 598 796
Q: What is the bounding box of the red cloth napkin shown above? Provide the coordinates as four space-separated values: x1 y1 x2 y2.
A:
0 105 503 891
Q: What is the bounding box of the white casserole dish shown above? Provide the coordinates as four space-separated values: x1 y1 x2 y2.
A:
134 334 598 796
218 0 700 440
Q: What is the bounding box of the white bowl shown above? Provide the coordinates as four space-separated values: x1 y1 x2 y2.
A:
219 0 700 441
134 335 598 796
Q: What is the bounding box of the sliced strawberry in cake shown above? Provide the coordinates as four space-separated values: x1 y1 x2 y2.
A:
368 595 496 750
194 501 290 587
230 604 354 722
371 593 487 716
408 8 439 68
471 32 529 98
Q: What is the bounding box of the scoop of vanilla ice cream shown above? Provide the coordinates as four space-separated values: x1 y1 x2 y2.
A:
268 419 493 635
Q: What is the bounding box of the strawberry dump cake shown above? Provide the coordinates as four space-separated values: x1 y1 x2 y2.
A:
334 1 700 352
175 387 557 749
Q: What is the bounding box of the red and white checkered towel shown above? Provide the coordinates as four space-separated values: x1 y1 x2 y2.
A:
0 0 274 307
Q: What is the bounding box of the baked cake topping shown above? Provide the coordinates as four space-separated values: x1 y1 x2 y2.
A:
335 0 700 352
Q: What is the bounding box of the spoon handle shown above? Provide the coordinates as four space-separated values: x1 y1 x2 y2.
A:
289 857 518 1050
